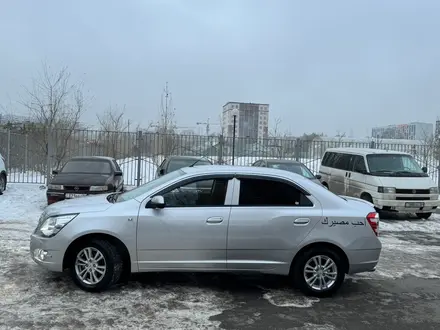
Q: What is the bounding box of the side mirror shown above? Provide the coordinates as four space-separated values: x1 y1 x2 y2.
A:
114 171 123 176
52 170 59 175
315 174 322 180
159 169 165 176
147 195 165 209
422 166 427 173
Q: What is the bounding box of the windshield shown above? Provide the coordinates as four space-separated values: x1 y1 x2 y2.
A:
61 160 111 175
366 154 427 177
168 159 211 173
267 162 316 179
116 169 185 203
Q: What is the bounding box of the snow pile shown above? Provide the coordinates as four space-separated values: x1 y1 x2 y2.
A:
0 184 46 222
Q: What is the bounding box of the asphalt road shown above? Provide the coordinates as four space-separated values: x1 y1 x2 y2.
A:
1 217 440 330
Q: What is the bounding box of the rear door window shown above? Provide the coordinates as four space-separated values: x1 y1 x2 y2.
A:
333 153 352 171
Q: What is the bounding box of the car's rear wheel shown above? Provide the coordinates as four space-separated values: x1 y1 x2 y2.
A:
70 239 123 292
292 247 345 297
0 174 6 193
416 212 432 220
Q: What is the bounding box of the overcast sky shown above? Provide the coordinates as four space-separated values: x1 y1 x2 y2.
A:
1 0 439 137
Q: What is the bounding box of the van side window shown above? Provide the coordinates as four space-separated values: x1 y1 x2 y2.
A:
322 152 336 167
333 153 351 171
352 156 367 173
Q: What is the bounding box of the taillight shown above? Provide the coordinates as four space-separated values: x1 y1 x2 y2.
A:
366 212 379 236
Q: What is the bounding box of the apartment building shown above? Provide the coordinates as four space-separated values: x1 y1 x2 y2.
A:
371 122 433 141
222 102 269 139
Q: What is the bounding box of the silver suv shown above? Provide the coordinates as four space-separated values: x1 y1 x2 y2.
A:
30 165 381 297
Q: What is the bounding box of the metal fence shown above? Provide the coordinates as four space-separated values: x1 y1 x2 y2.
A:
0 127 439 186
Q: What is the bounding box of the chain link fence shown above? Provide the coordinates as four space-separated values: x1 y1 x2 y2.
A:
0 127 438 187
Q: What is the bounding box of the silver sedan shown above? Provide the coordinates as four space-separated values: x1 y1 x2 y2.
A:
30 165 382 297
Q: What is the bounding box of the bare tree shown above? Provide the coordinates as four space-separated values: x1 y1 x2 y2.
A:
20 62 87 171
96 105 130 159
150 82 178 165
416 131 437 170
268 117 288 158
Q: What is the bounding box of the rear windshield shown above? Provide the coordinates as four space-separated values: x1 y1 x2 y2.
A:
267 162 315 179
61 160 112 175
168 159 211 172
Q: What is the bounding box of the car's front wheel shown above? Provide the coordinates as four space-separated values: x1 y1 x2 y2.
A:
292 247 345 297
416 212 432 220
70 239 123 292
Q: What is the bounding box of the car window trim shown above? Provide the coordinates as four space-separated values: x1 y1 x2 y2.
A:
232 174 315 208
146 174 235 208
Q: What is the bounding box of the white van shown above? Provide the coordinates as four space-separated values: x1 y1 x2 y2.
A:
318 148 439 219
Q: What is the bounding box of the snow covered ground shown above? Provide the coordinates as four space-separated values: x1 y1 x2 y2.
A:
1 183 440 329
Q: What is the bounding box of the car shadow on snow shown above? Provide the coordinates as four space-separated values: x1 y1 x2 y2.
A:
37 270 375 300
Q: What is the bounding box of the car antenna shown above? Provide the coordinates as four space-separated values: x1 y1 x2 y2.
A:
188 157 207 167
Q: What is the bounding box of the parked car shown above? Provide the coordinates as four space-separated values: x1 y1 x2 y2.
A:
156 156 212 178
0 152 7 194
251 159 323 185
318 147 439 219
31 164 381 297
46 156 124 205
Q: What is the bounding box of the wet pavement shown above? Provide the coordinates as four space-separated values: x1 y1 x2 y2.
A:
1 217 440 329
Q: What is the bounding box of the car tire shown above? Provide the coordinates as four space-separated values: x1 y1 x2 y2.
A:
416 212 432 220
292 247 345 297
70 239 123 292
0 174 6 194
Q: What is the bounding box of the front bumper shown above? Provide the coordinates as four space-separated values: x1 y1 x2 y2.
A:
30 234 64 272
46 190 111 204
374 198 439 213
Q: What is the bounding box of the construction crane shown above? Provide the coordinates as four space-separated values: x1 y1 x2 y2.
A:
196 118 220 136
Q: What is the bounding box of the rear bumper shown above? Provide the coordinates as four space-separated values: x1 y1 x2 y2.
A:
347 248 381 274
373 198 439 213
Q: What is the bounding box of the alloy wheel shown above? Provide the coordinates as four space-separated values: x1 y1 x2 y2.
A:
74 247 107 285
303 255 338 291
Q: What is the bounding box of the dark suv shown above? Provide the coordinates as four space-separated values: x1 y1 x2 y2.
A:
252 159 324 186
156 156 212 178
47 156 124 204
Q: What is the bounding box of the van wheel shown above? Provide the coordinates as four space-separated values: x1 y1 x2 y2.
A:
416 213 432 220
70 239 123 292
292 247 345 297
360 193 373 203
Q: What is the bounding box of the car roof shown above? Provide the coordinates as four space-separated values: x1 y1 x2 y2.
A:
168 156 210 161
180 164 312 185
262 159 302 164
325 147 410 156
70 156 115 161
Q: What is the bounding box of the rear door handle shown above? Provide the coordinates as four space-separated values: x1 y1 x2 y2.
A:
206 217 223 224
294 218 310 226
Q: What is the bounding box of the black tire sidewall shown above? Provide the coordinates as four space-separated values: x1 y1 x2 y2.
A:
293 248 345 297
416 212 432 220
0 175 5 192
70 240 119 292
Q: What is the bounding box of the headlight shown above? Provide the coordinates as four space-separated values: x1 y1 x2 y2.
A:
48 184 64 190
39 214 78 237
430 187 439 194
90 185 109 192
378 186 396 194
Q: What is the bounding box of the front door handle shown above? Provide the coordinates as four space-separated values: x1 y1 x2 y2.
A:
206 217 223 224
294 218 310 226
